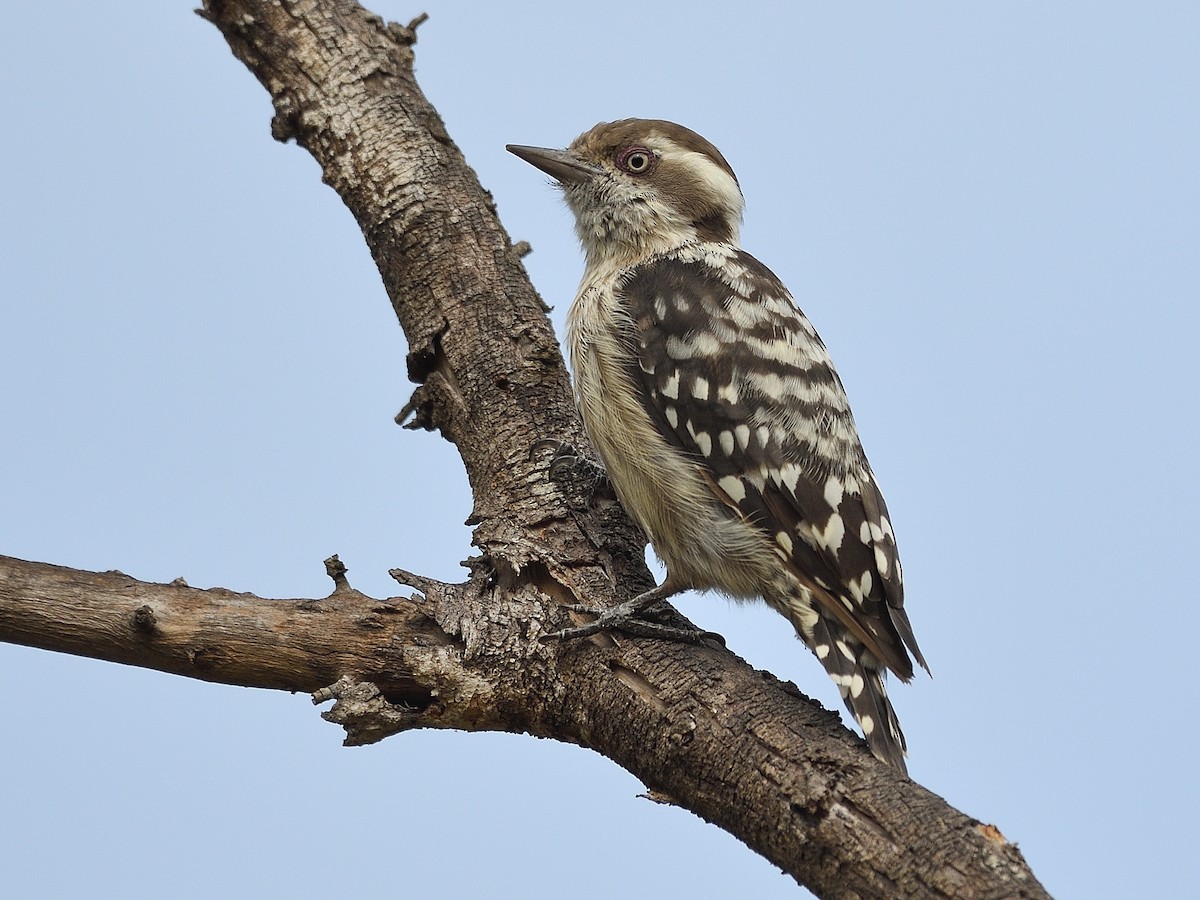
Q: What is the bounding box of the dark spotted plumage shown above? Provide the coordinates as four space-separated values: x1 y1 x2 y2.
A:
613 243 927 768
508 118 927 772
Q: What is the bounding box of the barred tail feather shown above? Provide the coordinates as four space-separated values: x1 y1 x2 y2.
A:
808 613 909 775
853 667 908 774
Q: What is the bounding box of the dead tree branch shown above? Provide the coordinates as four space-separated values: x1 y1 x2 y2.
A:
0 1 1049 896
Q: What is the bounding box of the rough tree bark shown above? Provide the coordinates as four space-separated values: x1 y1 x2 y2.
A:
0 1 1049 897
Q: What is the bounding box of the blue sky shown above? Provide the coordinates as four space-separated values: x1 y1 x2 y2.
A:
2 3 1197 897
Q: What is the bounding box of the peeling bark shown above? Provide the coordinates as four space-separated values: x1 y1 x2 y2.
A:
0 1 1051 897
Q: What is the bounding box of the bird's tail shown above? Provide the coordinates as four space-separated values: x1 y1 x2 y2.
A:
807 614 909 774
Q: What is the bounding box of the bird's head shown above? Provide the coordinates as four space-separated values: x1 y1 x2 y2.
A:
508 119 744 269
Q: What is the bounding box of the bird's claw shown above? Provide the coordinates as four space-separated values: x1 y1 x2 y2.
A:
546 601 725 646
531 439 609 486
530 438 566 459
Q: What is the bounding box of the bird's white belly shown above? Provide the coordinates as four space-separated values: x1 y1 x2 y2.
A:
568 285 779 599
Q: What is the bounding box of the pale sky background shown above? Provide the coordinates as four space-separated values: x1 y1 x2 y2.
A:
2 2 1197 897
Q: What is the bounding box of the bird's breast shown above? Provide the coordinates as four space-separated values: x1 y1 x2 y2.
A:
566 277 781 597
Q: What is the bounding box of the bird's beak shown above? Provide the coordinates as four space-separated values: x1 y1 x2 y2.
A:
506 144 603 185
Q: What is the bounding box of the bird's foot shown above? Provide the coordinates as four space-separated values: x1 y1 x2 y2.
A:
546 599 724 646
532 439 610 489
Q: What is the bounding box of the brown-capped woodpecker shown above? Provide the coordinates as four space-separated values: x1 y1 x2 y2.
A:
508 119 928 773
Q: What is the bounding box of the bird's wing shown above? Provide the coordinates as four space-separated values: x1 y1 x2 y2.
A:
618 245 926 678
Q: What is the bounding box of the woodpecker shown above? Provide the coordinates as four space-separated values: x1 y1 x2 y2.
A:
508 119 927 773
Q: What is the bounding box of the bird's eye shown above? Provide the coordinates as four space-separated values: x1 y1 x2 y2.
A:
617 146 657 175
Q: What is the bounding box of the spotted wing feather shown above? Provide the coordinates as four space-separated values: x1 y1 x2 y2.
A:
618 246 927 679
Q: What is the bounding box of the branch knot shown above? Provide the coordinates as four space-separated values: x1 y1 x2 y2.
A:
314 676 421 746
